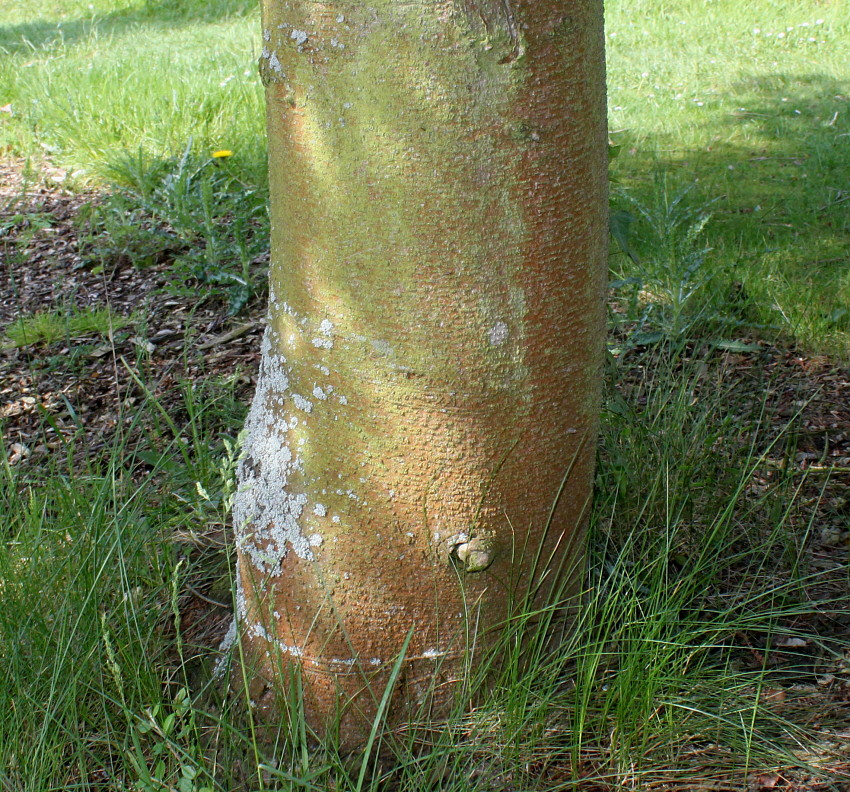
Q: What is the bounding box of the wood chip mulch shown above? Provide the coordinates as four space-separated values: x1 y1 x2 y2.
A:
0 158 265 468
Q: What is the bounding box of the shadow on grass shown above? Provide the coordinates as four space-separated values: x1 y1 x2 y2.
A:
609 71 850 346
0 0 257 54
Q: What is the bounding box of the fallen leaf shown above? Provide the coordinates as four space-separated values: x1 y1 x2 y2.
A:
752 772 781 789
131 336 155 354
760 688 787 705
7 442 30 464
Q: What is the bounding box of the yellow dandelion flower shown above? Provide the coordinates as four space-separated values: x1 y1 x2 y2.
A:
212 149 233 158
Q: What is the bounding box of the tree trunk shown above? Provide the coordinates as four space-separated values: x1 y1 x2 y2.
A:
235 0 607 746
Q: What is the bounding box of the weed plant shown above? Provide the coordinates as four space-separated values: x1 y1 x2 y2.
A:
95 143 269 314
606 0 850 354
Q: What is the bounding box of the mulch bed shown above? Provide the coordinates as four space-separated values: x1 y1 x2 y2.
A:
0 157 264 467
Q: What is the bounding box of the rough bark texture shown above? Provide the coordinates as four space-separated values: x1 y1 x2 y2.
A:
236 0 607 746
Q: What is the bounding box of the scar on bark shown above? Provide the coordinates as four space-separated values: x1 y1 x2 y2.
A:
462 0 524 64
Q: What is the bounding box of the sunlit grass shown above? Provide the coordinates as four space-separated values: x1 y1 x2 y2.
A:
0 0 265 183
1 0 847 349
605 0 850 354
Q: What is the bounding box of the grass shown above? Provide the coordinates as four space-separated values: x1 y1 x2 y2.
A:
2 0 848 347
3 305 133 347
1 346 846 790
1 0 849 789
605 0 850 354
0 0 265 174
1 0 269 312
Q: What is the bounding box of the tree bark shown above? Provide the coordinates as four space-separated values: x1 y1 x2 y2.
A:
235 0 607 746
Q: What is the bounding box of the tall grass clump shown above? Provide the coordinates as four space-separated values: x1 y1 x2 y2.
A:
0 460 173 788
0 371 247 791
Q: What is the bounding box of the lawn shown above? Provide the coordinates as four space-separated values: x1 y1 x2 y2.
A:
1 1 849 790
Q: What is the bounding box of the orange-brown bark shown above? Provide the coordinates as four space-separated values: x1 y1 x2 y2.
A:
237 0 607 746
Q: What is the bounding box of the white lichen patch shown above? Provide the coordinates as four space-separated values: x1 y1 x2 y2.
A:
251 621 306 659
260 46 283 75
233 327 315 575
291 29 308 47
488 320 509 346
308 533 324 547
292 394 313 413
312 385 327 400
313 503 327 517
332 515 341 524
370 338 393 356
311 337 333 349
212 618 238 679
